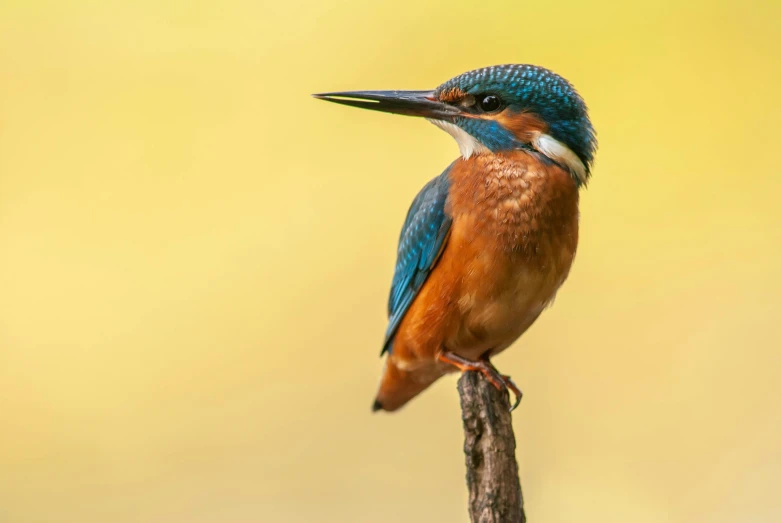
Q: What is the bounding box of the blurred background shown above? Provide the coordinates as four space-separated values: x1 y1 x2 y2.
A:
1 1 780 522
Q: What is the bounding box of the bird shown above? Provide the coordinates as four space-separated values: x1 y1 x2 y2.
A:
314 64 596 412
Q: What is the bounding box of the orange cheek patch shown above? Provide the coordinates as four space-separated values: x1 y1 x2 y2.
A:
493 111 549 143
439 87 467 103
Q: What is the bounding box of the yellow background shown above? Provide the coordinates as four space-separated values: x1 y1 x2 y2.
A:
1 1 780 522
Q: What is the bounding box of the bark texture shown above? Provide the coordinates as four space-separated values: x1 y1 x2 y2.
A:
458 372 526 523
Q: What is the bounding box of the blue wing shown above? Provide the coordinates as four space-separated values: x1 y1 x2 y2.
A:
381 165 453 355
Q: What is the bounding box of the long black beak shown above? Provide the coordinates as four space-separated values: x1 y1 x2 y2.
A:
312 90 460 120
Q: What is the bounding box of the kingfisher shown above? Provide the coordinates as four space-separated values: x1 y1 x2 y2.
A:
315 64 596 412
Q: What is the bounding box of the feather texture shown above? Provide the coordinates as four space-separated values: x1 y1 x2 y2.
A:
382 166 453 354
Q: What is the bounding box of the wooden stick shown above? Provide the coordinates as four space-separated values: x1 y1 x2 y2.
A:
458 371 526 523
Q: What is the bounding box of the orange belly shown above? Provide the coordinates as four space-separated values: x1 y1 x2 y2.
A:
391 212 576 366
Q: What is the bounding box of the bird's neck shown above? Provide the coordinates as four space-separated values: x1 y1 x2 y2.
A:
447 151 580 254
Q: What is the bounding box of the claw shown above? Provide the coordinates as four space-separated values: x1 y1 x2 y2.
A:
501 374 523 411
438 351 523 412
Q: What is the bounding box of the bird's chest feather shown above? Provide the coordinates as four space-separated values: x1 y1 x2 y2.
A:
444 152 580 354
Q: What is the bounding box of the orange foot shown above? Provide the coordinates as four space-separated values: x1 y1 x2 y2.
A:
438 350 523 411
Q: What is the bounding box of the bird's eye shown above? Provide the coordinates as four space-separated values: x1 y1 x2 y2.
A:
477 94 501 112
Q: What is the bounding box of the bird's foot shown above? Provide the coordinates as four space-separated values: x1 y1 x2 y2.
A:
438 351 522 411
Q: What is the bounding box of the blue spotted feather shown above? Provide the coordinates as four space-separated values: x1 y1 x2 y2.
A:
382 166 453 355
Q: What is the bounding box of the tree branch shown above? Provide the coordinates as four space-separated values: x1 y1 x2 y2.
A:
458 372 526 523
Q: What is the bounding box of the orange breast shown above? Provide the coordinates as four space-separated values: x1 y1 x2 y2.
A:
390 150 580 368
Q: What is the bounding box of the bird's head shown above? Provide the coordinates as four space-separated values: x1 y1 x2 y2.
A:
314 64 596 186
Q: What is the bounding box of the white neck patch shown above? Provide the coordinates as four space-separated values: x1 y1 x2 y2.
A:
532 132 588 185
427 119 489 159
427 119 588 184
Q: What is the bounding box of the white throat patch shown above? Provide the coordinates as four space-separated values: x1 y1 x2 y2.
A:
427 119 489 159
